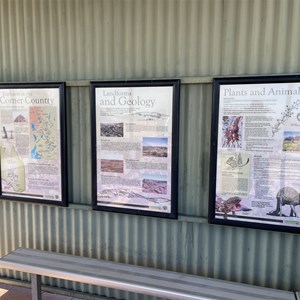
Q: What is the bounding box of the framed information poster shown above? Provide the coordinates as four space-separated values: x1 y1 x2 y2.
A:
91 80 180 218
0 82 67 206
209 75 300 233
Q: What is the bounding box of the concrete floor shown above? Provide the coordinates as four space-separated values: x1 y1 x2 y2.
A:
0 282 83 300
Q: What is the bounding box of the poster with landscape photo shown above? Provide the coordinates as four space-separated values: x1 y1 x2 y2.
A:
209 75 300 233
0 82 67 206
91 80 180 218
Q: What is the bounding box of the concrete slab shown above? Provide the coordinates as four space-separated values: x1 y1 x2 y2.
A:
0 282 80 300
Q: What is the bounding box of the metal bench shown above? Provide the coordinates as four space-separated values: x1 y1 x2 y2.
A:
0 248 295 300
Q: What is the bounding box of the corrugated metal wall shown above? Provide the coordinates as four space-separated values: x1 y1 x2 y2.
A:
0 0 300 299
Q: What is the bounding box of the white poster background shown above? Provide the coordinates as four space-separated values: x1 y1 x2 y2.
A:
216 82 300 227
95 86 173 213
0 88 62 201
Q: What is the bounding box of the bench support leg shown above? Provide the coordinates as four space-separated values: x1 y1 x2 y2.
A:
31 274 42 300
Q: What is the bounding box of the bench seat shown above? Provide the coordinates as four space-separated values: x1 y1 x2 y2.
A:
0 248 295 300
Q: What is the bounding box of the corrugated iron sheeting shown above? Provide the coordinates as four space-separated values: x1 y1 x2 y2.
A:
0 0 300 299
1 201 300 297
67 87 92 204
178 84 212 216
1 0 300 81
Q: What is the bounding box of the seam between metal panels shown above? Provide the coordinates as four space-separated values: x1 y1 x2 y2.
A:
65 73 300 87
0 200 208 224
65 77 213 87
66 204 210 224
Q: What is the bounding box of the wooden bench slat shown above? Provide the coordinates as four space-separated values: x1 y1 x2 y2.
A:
0 248 295 300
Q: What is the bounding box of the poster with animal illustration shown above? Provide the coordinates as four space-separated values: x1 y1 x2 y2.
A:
90 80 180 218
209 76 300 233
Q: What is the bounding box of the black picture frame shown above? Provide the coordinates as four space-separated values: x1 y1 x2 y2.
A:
209 75 300 233
91 80 180 218
0 82 67 206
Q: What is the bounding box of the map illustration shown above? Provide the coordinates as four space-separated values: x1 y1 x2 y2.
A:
30 107 57 160
1 145 25 192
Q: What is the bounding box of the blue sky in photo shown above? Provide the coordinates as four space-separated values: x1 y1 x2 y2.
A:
143 137 168 147
143 174 168 181
284 131 300 138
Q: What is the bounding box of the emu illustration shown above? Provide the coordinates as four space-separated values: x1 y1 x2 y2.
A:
267 187 300 217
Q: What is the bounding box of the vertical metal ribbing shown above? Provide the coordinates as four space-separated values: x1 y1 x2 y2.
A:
0 1 300 299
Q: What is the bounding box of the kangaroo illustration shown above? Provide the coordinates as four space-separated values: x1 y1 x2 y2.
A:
267 187 300 217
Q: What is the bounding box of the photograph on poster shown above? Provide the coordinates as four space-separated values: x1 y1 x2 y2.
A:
209 76 300 233
91 80 180 218
0 82 67 206
142 137 168 157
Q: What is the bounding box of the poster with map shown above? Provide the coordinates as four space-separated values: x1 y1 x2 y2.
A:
91 80 180 218
209 75 300 233
0 82 67 206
